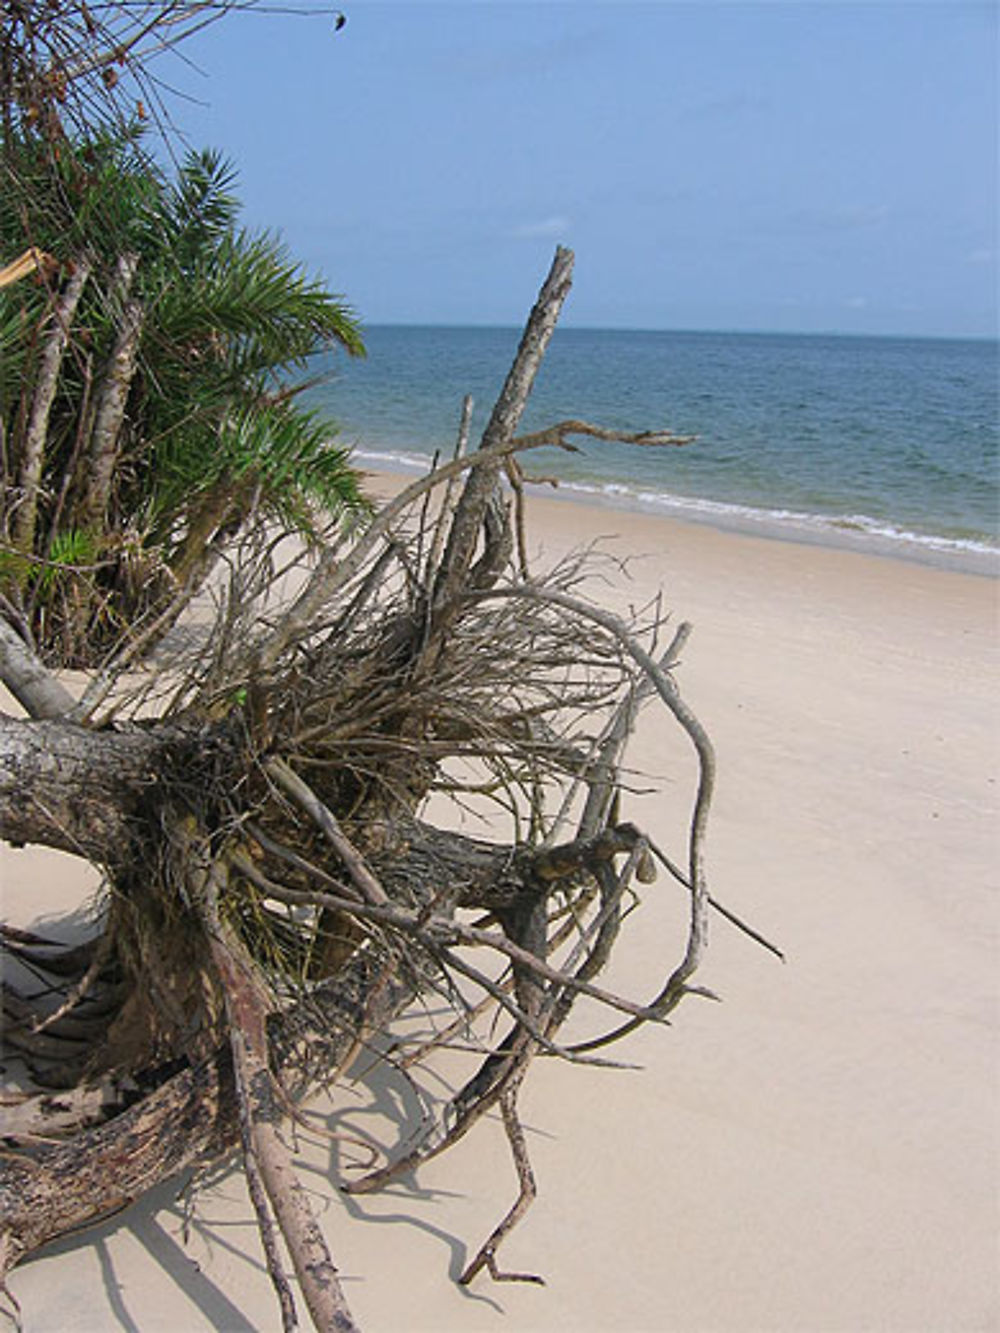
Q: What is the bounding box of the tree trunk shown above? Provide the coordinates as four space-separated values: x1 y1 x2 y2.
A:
0 1046 235 1270
166 477 246 589
75 252 143 531
0 620 76 719
0 942 410 1275
0 712 215 859
11 256 92 561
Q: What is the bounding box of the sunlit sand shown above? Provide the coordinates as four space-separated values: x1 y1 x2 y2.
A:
5 480 997 1332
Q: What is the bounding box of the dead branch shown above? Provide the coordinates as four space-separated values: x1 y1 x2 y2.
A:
511 419 696 452
0 249 778 1330
0 619 76 720
192 837 360 1333
458 1080 543 1287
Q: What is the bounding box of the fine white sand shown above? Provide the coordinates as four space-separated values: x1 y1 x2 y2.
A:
4 485 998 1332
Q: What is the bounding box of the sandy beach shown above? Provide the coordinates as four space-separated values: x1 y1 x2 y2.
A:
4 483 998 1332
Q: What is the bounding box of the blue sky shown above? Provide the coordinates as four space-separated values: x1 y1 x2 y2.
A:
168 1 997 337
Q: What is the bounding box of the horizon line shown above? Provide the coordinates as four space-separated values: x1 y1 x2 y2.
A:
353 320 999 345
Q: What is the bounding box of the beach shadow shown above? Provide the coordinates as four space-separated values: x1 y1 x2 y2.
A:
13 1012 533 1323
29 1170 261 1332
12 900 101 944
1 902 104 1089
293 1038 508 1314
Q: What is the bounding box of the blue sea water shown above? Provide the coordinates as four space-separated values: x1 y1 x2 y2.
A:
303 326 999 573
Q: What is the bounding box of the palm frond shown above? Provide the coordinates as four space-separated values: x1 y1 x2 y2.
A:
221 400 370 524
2 121 368 663
150 228 364 374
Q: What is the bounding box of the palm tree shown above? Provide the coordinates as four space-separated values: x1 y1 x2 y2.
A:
1 128 367 665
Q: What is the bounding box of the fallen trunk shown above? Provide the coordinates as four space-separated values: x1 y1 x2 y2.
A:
0 250 766 1332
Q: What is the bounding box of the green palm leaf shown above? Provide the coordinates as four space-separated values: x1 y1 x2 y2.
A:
2 124 368 662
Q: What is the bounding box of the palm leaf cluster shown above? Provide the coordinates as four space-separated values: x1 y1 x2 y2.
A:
1 127 367 664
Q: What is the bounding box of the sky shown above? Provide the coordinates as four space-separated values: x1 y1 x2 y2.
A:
161 1 997 337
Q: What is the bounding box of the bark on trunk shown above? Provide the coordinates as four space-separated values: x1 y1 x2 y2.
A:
11 256 92 560
0 1047 235 1269
0 946 411 1272
75 252 143 531
0 620 76 719
431 246 574 612
0 713 208 859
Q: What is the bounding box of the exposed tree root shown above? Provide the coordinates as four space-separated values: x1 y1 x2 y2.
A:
459 1082 543 1287
0 249 780 1330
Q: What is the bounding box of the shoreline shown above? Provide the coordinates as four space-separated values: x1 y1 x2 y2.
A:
354 454 1000 579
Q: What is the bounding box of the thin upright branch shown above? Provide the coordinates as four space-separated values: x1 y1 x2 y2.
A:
458 1081 544 1287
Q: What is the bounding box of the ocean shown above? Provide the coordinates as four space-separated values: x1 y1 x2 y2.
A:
302 326 999 574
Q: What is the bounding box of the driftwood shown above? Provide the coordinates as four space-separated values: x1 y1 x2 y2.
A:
0 249 772 1331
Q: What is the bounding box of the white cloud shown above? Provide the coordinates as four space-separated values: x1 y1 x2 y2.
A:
844 296 868 309
965 248 996 265
511 216 571 240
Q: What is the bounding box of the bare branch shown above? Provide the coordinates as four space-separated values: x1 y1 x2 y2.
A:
511 419 696 453
0 621 76 721
459 1080 544 1287
265 756 389 906
0 249 754 1330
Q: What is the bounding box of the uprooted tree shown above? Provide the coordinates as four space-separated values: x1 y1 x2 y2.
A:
0 248 777 1332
